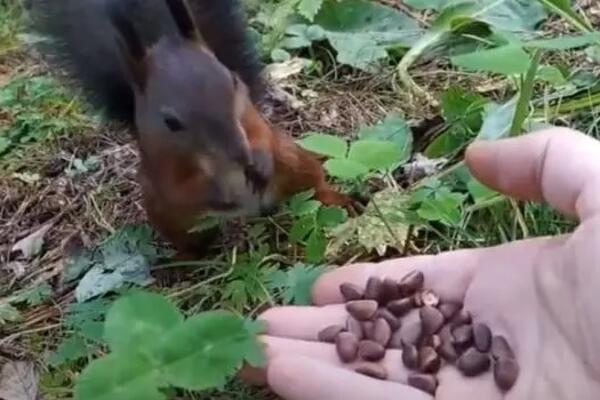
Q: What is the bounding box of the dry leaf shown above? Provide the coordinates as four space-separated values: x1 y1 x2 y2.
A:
265 58 309 82
11 223 53 259
0 361 40 400
4 262 26 279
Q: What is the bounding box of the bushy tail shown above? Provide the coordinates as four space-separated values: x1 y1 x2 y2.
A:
31 0 264 125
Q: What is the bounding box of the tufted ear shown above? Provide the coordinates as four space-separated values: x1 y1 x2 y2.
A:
106 0 147 89
164 0 202 42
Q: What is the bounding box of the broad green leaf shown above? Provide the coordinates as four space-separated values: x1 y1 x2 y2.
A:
451 45 531 75
157 311 261 390
417 192 466 226
525 32 600 50
104 292 183 353
75 353 165 400
289 215 315 243
297 0 324 22
306 229 327 263
467 176 499 203
537 0 593 33
348 140 403 171
317 206 347 228
536 65 566 84
324 159 370 180
358 114 413 163
405 0 448 10
477 97 519 141
297 133 348 158
50 335 89 366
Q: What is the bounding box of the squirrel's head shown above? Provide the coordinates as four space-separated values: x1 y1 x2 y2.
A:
107 0 253 166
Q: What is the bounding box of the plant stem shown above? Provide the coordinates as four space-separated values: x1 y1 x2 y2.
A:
510 50 542 136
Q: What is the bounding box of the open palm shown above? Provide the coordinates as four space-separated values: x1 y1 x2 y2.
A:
252 129 600 400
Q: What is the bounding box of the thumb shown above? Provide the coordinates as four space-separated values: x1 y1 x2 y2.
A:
465 128 600 221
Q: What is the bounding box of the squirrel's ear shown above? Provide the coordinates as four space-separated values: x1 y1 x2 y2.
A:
164 0 203 42
106 1 147 89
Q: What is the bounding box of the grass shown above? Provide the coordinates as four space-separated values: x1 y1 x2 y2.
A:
0 0 597 399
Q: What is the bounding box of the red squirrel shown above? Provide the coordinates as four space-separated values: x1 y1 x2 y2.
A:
33 0 353 254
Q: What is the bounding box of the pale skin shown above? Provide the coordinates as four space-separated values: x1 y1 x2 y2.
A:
246 128 600 400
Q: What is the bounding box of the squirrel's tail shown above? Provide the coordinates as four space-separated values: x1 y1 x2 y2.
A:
31 0 264 125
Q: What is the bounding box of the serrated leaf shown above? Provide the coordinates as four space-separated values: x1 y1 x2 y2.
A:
324 159 370 180
75 353 165 400
348 140 403 171
289 215 316 243
12 283 53 306
50 335 89 366
451 45 531 75
297 0 324 21
269 264 324 305
297 134 348 158
104 292 184 353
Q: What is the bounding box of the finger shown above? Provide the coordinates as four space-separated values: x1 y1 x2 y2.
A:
465 128 600 220
262 336 411 383
313 237 543 305
261 304 347 340
267 355 432 400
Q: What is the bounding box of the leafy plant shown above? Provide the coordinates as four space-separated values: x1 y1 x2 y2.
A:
74 291 265 400
285 190 347 263
0 76 92 156
269 263 325 305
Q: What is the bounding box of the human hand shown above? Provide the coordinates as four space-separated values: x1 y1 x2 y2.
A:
252 128 600 400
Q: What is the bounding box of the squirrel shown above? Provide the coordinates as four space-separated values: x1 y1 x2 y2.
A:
32 0 354 254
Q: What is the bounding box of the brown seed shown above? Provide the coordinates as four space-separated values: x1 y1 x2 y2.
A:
420 306 445 335
375 308 401 331
380 278 401 303
355 363 388 380
387 298 414 317
419 346 441 374
474 323 492 352
358 340 386 362
439 302 461 321
365 276 383 302
318 325 345 343
402 343 419 370
450 309 472 327
491 335 515 360
408 374 438 396
457 348 491 377
336 332 359 363
420 290 440 307
389 329 403 349
346 317 364 341
362 321 375 340
340 283 364 302
423 334 442 350
452 325 474 347
494 358 520 392
400 320 423 346
373 318 392 347
399 270 424 296
439 336 459 362
346 300 378 321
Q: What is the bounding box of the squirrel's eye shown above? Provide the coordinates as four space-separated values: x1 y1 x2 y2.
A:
160 107 185 132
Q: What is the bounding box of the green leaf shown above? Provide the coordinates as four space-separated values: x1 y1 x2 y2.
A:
306 229 327 263
524 32 600 50
0 303 21 326
317 206 347 228
417 192 467 226
12 282 53 306
348 140 402 171
269 264 325 305
297 134 348 158
297 0 324 22
157 311 262 390
324 159 370 180
75 353 165 400
536 65 566 84
358 114 413 163
50 335 89 366
104 292 184 353
289 215 316 243
477 97 519 141
467 176 499 203
451 45 532 75
405 0 448 10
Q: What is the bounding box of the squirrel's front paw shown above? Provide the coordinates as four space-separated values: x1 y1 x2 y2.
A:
245 149 274 193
